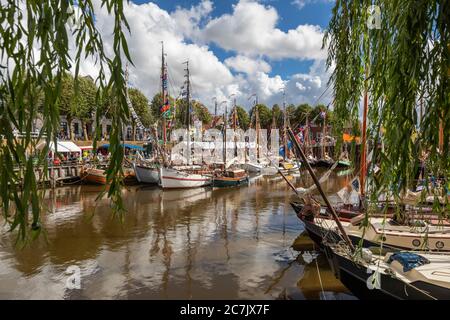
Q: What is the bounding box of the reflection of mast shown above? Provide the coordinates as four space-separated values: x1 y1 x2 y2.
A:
185 213 193 298
161 212 172 299
222 197 230 261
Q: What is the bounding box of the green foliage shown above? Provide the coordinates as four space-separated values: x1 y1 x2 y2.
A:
128 88 152 127
150 93 163 119
324 0 449 208
286 104 296 126
193 101 212 125
271 104 282 128
173 99 212 128
0 0 132 242
250 104 272 129
235 106 250 131
293 103 313 125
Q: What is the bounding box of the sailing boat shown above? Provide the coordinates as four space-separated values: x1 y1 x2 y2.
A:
212 98 249 188
159 61 212 189
243 94 265 173
324 243 450 300
278 90 300 174
303 113 318 166
315 110 335 167
132 44 169 184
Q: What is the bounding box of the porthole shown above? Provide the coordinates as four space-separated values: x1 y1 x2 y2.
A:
436 241 444 250
412 239 421 247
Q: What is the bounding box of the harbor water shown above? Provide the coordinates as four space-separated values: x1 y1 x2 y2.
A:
0 170 356 299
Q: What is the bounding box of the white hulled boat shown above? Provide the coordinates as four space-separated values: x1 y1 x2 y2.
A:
159 61 212 189
133 163 159 184
159 167 211 189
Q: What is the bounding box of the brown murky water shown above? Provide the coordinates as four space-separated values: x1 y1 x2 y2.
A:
0 169 356 299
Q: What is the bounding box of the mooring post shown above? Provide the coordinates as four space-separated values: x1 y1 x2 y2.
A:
288 127 355 252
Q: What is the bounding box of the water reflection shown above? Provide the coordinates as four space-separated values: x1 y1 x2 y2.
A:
0 170 354 299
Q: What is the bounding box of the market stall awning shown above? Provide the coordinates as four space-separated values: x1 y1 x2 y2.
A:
49 141 82 153
99 143 144 151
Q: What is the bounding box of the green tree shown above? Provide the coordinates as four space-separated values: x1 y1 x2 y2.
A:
150 93 163 118
286 104 297 127
173 100 212 128
294 103 313 125
193 101 212 125
128 88 152 140
235 106 250 131
271 104 282 128
58 73 76 139
74 76 97 140
249 104 272 129
310 104 328 126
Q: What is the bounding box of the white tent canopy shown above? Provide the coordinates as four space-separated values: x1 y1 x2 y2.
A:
49 141 82 154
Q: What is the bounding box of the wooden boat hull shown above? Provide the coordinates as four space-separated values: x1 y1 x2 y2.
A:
133 163 159 184
212 176 249 188
315 159 335 168
159 167 211 189
291 202 450 252
82 168 107 185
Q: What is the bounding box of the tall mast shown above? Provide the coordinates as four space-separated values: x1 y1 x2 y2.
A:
183 61 191 165
322 110 326 159
255 95 260 161
282 89 288 160
360 67 369 200
233 97 237 130
161 42 167 148
223 102 227 166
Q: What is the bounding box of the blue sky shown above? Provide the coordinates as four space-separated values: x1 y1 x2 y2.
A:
131 0 334 79
85 1 335 110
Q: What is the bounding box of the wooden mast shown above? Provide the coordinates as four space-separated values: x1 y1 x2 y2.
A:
161 42 167 149
360 68 369 199
288 128 355 252
282 89 288 161
223 102 227 167
255 95 260 161
183 61 191 165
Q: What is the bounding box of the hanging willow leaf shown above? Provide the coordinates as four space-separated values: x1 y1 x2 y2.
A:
324 0 449 214
0 0 132 244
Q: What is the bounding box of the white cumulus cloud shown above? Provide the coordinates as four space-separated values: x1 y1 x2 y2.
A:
201 0 326 60
224 55 271 75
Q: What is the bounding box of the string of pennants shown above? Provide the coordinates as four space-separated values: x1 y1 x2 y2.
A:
160 70 171 118
125 87 146 131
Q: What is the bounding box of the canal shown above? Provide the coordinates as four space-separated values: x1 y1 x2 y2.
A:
0 170 356 299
